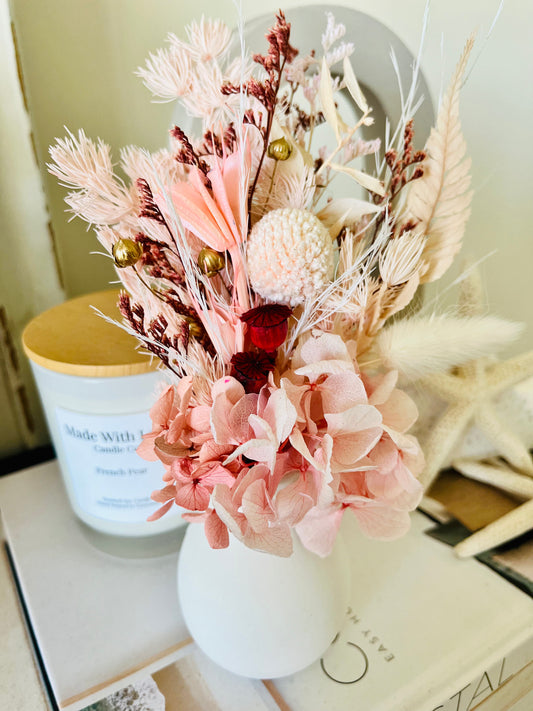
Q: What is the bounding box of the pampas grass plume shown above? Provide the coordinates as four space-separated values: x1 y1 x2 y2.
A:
371 315 524 382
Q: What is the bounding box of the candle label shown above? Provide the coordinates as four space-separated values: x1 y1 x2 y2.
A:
55 407 165 523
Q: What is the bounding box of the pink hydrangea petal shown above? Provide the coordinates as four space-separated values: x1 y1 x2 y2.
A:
367 436 399 474
295 332 352 370
211 375 245 402
320 372 368 413
151 484 176 503
364 370 398 406
147 499 174 522
175 482 211 511
148 385 174 429
346 498 411 540
205 509 230 549
296 506 344 557
261 387 297 444
200 462 236 487
243 524 293 557
212 483 246 537
228 394 258 442
232 464 272 504
241 479 275 533
331 429 383 470
378 389 419 432
275 476 314 527
137 434 159 462
170 457 194 483
188 405 211 432
325 404 382 437
198 439 234 463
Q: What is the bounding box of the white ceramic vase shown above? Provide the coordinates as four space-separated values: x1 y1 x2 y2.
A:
177 523 351 679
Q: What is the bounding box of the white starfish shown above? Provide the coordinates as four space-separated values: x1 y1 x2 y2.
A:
418 351 533 491
418 269 533 490
451 458 533 557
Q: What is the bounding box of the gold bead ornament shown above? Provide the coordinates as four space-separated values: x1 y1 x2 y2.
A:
267 137 292 161
185 317 204 339
112 238 143 268
197 247 225 278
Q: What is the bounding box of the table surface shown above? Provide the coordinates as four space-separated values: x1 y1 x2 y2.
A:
0 533 49 710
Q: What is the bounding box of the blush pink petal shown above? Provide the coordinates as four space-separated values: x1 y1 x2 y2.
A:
169 181 232 252
212 483 246 538
147 499 174 522
364 370 398 405
275 476 315 527
365 465 423 510
260 387 297 444
242 524 293 558
151 484 176 503
319 372 369 413
204 509 230 549
175 481 211 511
378 388 419 432
231 464 272 505
345 497 411 540
294 331 353 372
241 479 276 533
188 405 212 432
296 506 344 557
198 439 234 463
137 435 159 462
148 385 175 429
200 462 236 487
182 509 230 549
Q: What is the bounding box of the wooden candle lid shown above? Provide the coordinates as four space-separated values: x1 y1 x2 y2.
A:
22 290 157 377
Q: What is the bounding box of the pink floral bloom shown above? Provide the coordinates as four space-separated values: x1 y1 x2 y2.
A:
137 377 222 467
296 496 411 557
224 385 297 472
282 332 383 472
149 458 235 519
210 376 258 445
362 370 424 510
137 378 193 462
142 330 424 558
213 465 293 557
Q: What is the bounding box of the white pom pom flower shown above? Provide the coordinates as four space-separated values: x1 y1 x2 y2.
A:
246 208 334 306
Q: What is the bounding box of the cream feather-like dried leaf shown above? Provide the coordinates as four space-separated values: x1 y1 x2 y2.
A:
406 35 475 283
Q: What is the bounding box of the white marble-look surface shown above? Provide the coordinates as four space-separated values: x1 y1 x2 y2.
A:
0 534 48 710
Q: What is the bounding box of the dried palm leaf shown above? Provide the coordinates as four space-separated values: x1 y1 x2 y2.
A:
405 35 475 283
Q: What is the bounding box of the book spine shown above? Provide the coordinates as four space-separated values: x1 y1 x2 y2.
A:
430 634 533 711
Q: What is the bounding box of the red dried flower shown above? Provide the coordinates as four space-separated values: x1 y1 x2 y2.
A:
230 351 275 394
240 304 292 351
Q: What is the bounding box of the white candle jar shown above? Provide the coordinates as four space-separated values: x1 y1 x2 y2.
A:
23 290 184 540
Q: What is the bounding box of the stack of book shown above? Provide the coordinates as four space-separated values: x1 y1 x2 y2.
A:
1 460 531 710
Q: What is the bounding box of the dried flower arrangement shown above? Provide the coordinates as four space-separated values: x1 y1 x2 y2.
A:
48 11 477 558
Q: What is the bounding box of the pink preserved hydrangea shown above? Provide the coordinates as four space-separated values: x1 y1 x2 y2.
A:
139 332 424 557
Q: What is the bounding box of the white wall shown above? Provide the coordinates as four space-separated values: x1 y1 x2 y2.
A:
8 0 533 341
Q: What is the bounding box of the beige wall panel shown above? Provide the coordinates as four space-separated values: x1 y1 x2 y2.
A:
1 0 64 457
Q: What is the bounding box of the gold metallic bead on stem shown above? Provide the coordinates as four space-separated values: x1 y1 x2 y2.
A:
198 247 225 278
267 137 292 161
112 238 143 268
185 317 204 339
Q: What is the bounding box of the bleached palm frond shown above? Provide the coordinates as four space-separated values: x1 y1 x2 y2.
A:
406 35 475 283
370 314 524 382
